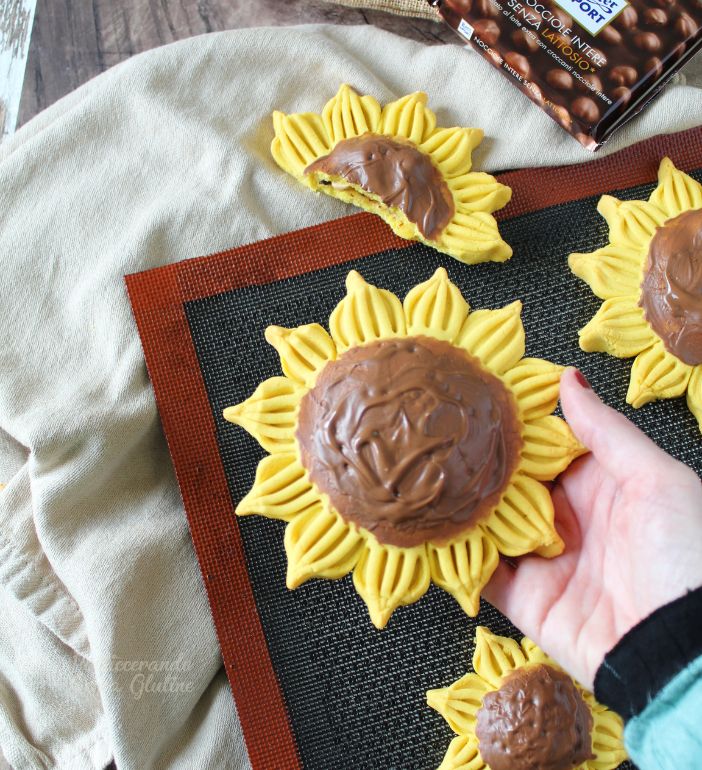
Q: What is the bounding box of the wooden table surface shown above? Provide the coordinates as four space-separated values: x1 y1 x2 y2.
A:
16 0 456 132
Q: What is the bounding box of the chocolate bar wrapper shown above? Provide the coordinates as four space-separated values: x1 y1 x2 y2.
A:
432 0 702 150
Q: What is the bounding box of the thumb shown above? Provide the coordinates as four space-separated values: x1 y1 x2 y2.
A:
559 368 665 477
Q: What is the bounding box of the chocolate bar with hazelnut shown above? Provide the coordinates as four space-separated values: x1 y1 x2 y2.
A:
431 0 702 149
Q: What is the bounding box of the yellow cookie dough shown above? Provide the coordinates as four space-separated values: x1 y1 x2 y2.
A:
271 84 512 265
224 270 584 628
427 627 627 770
570 157 702 433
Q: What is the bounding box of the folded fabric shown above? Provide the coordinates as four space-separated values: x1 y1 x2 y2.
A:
0 23 700 770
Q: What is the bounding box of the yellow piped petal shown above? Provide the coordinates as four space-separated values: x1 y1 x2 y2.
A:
420 127 484 177
687 366 702 433
589 705 628 769
285 504 364 588
520 637 552 666
426 673 490 736
271 111 331 180
649 157 702 218
578 297 657 358
222 377 305 454
378 91 436 144
520 415 587 481
237 453 321 521
437 212 513 265
437 736 486 770
597 195 667 250
568 244 645 300
322 83 381 144
403 268 469 342
473 626 528 688
627 341 693 408
454 301 525 375
428 528 499 617
352 539 430 629
483 473 563 558
265 323 336 388
449 172 513 214
502 357 563 421
329 270 405 351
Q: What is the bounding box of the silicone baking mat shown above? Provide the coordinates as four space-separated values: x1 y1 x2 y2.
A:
127 126 702 770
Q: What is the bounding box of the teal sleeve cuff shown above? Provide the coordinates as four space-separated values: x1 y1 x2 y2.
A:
625 655 702 770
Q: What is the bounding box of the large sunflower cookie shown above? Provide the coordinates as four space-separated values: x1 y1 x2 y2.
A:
427 627 627 770
570 157 702 432
271 85 512 264
224 269 584 628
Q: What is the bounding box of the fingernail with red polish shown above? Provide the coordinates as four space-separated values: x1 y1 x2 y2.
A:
573 369 591 389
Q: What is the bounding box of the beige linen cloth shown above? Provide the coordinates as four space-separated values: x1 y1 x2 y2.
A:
0 23 701 770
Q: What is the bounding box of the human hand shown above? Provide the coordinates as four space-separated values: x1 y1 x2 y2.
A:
484 367 702 690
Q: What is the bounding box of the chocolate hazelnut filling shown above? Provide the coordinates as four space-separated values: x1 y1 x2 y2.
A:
640 208 702 365
476 664 594 770
304 134 455 241
296 336 522 548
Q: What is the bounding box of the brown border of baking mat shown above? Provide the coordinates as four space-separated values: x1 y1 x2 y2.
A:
126 124 701 769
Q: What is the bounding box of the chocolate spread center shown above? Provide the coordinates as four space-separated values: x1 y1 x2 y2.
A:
295 336 522 548
304 134 455 241
476 664 594 770
640 207 702 366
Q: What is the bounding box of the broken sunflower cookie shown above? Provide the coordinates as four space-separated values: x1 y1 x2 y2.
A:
271 84 512 264
570 157 702 432
224 269 584 628
427 627 627 770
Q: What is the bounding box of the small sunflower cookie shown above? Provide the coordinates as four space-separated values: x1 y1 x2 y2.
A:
224 269 585 628
570 157 702 432
271 84 512 264
427 627 628 770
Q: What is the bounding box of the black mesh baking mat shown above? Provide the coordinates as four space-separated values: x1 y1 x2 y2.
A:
127 127 702 770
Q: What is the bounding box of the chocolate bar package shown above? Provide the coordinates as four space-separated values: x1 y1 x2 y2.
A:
431 0 702 149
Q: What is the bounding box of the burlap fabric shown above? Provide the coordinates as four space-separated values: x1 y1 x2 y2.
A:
321 0 440 20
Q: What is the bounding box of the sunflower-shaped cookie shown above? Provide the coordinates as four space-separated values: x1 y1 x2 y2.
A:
224 269 585 628
570 157 702 432
427 627 627 770
271 84 512 264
